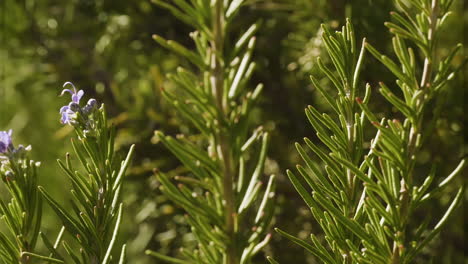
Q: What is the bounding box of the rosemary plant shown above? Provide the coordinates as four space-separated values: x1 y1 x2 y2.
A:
37 82 135 264
0 130 49 263
146 1 275 263
273 0 465 263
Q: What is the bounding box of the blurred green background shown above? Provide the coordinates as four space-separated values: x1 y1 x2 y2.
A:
0 0 465 263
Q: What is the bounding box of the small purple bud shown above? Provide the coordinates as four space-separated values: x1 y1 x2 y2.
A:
0 142 7 154
0 130 13 154
15 145 25 153
87 98 97 109
68 102 81 112
82 98 98 115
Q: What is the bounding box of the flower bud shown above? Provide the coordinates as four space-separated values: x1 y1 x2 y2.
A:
87 98 97 109
68 102 81 112
5 170 14 181
82 98 98 115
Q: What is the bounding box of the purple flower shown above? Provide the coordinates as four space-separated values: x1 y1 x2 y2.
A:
0 130 13 154
59 104 76 124
60 82 85 124
59 82 98 126
61 82 84 104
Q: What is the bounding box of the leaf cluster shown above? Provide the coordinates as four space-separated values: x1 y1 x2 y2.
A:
38 105 135 264
146 1 275 263
0 148 45 263
273 0 465 263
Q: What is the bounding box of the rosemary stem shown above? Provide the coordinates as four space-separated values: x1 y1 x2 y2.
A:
391 1 439 263
211 1 237 263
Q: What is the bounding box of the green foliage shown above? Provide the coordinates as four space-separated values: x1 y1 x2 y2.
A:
0 136 49 263
146 0 275 263
274 0 465 263
37 91 135 263
1 0 465 263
